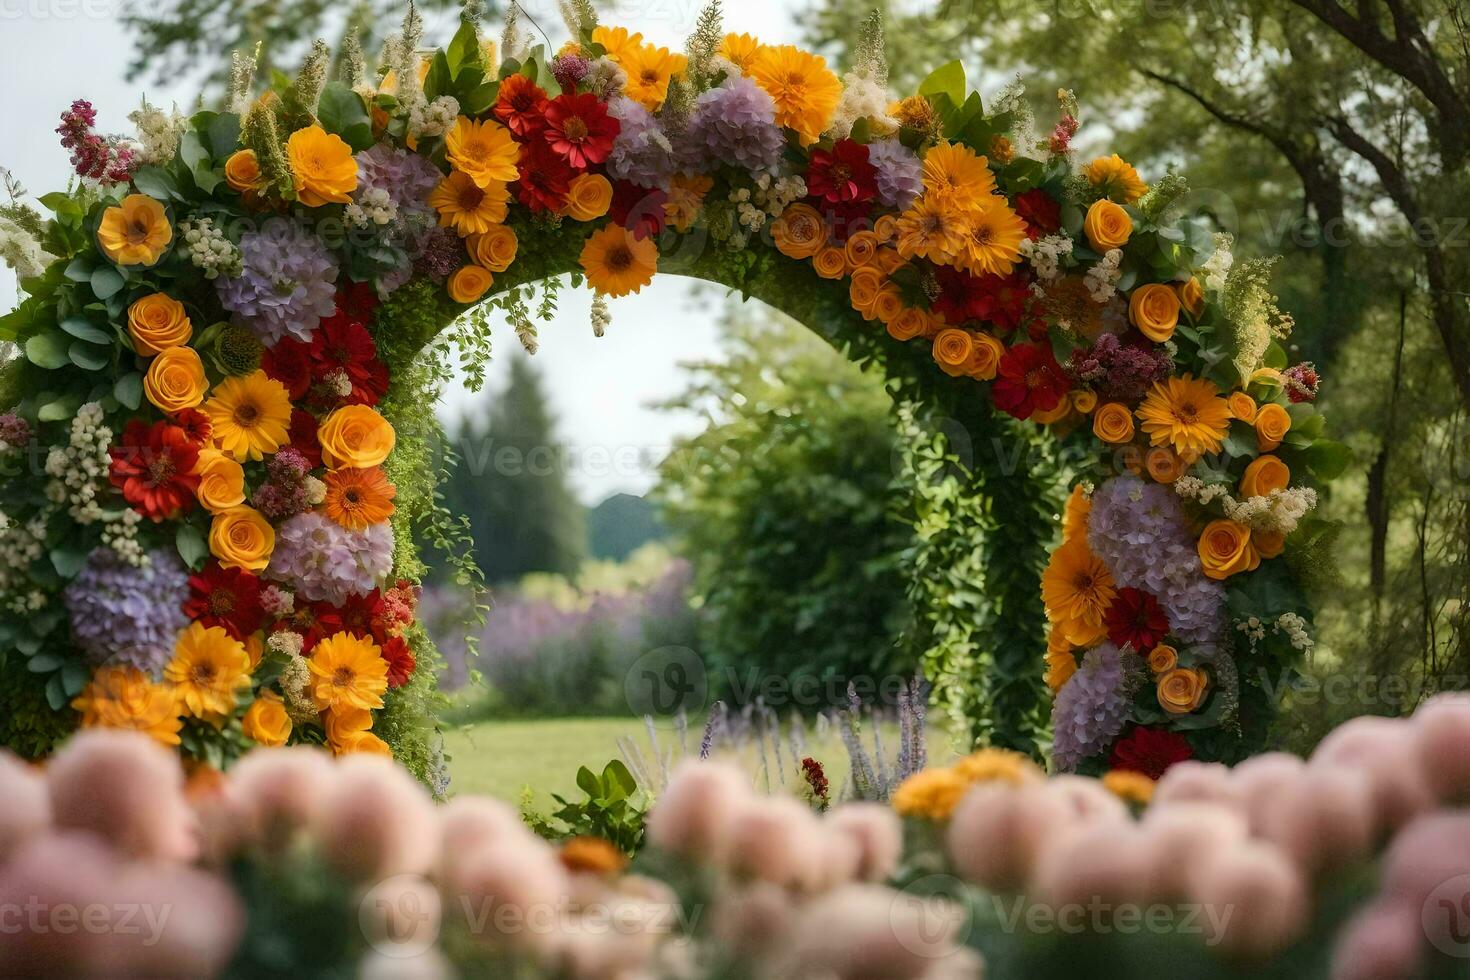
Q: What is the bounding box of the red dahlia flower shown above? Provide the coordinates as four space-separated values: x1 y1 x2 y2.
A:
992 342 1069 420
108 419 200 521
381 634 417 688
262 338 313 400
610 180 668 241
542 93 620 169
1110 725 1193 780
494 74 550 137
275 601 345 654
806 139 877 206
336 590 383 640
932 268 1033 333
516 140 574 212
1104 587 1171 651
287 409 322 469
185 561 266 640
310 313 389 407
1013 188 1061 238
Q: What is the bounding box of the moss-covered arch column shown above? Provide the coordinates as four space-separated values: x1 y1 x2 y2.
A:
373 220 1062 754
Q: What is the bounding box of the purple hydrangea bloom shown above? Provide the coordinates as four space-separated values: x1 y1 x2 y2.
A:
355 143 440 218
1087 475 1227 646
1051 643 1134 772
867 139 923 210
64 548 189 674
606 97 675 189
267 512 394 605
1069 333 1174 404
217 219 339 346
685 75 785 175
414 227 463 283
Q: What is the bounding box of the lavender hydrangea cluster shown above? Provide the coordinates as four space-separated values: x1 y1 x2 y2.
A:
866 139 923 210
355 143 439 220
267 512 394 605
1051 643 1136 772
64 547 189 674
1087 475 1227 645
1069 333 1174 404
217 219 339 346
685 75 785 175
605 97 676 189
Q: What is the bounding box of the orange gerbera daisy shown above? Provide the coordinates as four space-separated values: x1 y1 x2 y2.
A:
309 631 389 712
1041 535 1117 645
203 370 293 461
429 170 510 237
322 466 397 530
72 665 182 746
618 43 687 111
749 45 842 145
955 197 1029 277
1136 375 1232 458
1084 153 1148 204
97 194 172 266
580 224 658 297
894 195 965 263
719 33 764 73
164 622 252 719
591 25 644 61
921 142 997 210
445 116 520 189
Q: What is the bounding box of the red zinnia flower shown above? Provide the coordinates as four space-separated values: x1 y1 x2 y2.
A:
175 407 213 445
108 420 200 521
932 268 1033 333
262 338 313 400
1110 725 1193 780
287 409 322 469
309 312 388 407
276 601 344 654
185 561 266 640
1013 188 1061 239
991 342 1069 420
494 74 550 137
336 590 383 640
1104 587 1171 651
542 92 620 169
381 634 417 688
806 139 877 206
516 140 574 213
610 180 668 241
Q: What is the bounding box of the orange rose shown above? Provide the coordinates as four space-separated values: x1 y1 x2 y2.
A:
1240 455 1290 498
812 244 847 279
844 230 879 269
224 149 263 192
1145 445 1189 484
1083 199 1131 252
967 332 1005 380
1033 399 1074 425
195 450 246 514
1147 644 1178 674
773 203 827 260
1198 519 1260 580
209 506 275 572
243 692 292 747
1157 667 1209 714
932 328 974 376
143 346 208 414
1255 403 1292 451
97 194 172 267
1071 389 1098 414
564 172 613 221
448 265 494 304
1128 283 1181 343
874 213 898 243
1228 392 1258 424
318 405 396 470
1175 276 1205 318
873 287 904 325
889 307 928 341
469 224 519 272
875 247 905 275
848 266 883 316
1092 402 1135 444
1253 529 1286 559
128 293 192 356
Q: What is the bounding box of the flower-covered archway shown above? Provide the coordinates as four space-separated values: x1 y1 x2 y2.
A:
0 1 1346 782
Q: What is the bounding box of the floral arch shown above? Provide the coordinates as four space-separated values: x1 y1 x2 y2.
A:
0 2 1347 784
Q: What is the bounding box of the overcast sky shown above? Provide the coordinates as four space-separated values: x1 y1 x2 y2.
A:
0 0 812 504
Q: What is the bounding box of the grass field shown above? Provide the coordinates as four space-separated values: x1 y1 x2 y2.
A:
443 716 958 808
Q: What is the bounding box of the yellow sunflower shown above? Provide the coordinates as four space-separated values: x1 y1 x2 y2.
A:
1041 535 1117 644
921 142 997 210
719 33 764 73
894 195 965 263
1136 375 1232 458
445 116 520 189
618 43 687 111
579 224 658 297
591 25 644 61
97 194 172 267
749 45 843 145
165 622 252 719
1083 153 1148 204
203 370 293 461
72 665 182 747
429 170 511 237
955 197 1029 277
309 631 389 712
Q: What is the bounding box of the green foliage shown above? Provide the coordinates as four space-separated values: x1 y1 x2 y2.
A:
587 493 666 561
530 760 649 856
654 311 917 710
0 654 77 759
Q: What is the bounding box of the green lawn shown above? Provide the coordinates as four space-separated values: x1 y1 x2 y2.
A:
443 715 958 808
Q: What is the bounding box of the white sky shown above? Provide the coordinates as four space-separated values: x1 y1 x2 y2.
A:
0 0 812 504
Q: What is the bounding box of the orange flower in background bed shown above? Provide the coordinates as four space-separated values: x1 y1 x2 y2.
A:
1041 535 1117 644
1175 276 1205 318
286 125 358 206
1045 626 1078 693
1136 375 1231 458
1062 484 1091 540
1083 153 1148 204
580 224 657 297
165 622 252 719
318 404 396 469
931 328 974 376
72 666 182 746
310 632 389 712
749 44 842 144
812 245 847 279
1241 455 1290 497
445 116 520 188
891 767 970 820
323 704 390 755
955 197 1028 277
194 449 247 513
560 837 629 876
224 149 263 192
1255 402 1292 451
1092 402 1135 444
1128 283 1181 343
97 194 171 266
323 466 397 530
719 32 764 73
127 293 192 355
430 170 510 236
204 370 292 461
1228 391 1258 423
1157 667 1210 714
619 42 687 110
664 174 712 232
1102 769 1155 804
921 142 997 210
1145 445 1189 484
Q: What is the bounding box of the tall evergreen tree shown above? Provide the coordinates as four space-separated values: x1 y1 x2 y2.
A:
441 354 587 584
